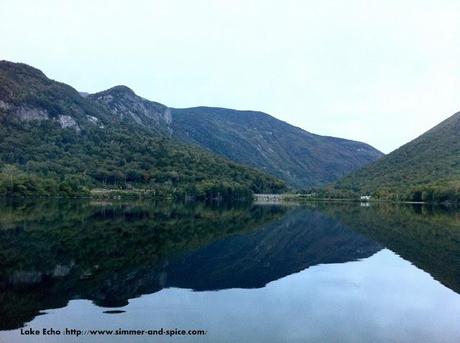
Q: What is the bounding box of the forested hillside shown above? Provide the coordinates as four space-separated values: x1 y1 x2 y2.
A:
0 61 285 198
171 107 383 188
88 86 383 188
332 112 460 202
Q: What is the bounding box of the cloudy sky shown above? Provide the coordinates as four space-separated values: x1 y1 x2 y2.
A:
1 0 459 153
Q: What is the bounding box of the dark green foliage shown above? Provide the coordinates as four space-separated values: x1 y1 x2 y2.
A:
171 107 383 188
0 166 89 197
332 112 460 203
0 61 285 199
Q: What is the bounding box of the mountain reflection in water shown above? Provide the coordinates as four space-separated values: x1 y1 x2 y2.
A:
0 199 459 337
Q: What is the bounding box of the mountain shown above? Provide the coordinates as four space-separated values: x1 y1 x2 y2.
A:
89 85 172 135
0 61 285 198
0 60 383 195
333 112 460 202
170 107 383 188
90 86 383 188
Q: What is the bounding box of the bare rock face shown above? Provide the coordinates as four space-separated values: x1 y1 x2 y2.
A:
89 86 172 134
0 100 11 111
163 107 172 125
14 106 49 121
0 101 50 123
4 103 88 133
86 114 105 128
57 115 81 132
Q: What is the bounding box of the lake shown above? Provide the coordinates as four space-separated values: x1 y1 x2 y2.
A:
0 199 459 342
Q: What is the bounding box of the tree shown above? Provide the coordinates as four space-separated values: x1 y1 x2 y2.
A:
2 164 22 187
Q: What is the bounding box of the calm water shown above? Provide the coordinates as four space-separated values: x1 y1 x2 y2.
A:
0 200 459 342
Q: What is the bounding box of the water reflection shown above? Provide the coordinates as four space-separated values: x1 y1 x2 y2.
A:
0 199 285 329
0 199 459 340
314 202 460 293
164 207 380 290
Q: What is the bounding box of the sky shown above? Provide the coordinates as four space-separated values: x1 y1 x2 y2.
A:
1 0 459 153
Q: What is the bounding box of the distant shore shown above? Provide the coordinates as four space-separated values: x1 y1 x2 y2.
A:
253 193 457 206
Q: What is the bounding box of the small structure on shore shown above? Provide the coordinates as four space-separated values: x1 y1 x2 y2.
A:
254 194 285 203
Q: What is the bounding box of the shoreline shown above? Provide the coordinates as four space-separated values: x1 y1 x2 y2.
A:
253 193 458 206
0 192 457 206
